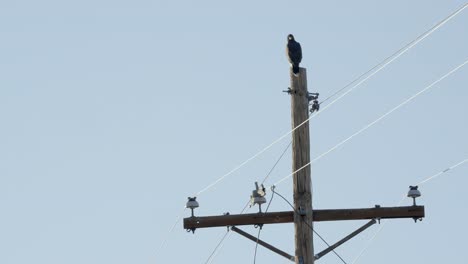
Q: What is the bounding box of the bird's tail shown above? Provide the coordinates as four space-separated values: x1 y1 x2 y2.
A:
292 64 300 75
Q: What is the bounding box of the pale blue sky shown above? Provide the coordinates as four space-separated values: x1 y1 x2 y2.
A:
1 1 467 264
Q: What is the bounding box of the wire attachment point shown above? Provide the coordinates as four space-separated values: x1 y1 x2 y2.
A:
283 87 294 94
308 92 320 113
250 182 267 213
186 197 199 217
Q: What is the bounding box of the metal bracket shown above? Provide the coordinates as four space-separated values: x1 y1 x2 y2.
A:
314 219 377 260
298 206 306 216
231 226 294 262
283 87 296 95
298 256 304 264
307 92 319 102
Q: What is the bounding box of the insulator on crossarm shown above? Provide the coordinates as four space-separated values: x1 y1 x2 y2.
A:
186 197 199 217
407 186 421 206
250 182 267 213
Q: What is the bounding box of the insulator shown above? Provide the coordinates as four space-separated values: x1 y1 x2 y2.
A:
186 197 199 210
407 186 421 198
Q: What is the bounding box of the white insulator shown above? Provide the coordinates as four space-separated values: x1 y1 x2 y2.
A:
253 196 266 205
407 186 421 198
186 198 199 209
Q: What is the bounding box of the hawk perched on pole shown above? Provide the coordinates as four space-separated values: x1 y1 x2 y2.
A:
286 34 302 74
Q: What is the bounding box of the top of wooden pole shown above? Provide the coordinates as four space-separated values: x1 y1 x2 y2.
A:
290 66 314 264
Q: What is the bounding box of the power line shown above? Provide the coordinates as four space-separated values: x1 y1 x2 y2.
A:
194 3 465 198
204 231 230 264
263 141 292 185
155 206 186 259
162 5 468 260
198 56 467 264
272 187 348 264
204 188 278 264
205 154 468 264
352 157 468 264
205 143 290 264
195 140 291 197
205 75 466 262
417 158 468 185
239 141 292 212
158 142 292 262
351 220 386 264
320 3 468 105
273 58 468 186
253 191 275 264
351 195 407 264
311 59 468 162
195 2 465 197
253 228 262 264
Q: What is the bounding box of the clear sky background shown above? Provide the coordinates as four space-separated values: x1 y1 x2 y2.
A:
1 1 467 264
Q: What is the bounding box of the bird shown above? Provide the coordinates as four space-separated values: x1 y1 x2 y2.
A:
286 34 302 74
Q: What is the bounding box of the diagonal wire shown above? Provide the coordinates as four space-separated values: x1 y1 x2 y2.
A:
205 143 291 264
204 231 230 264
320 3 468 105
206 56 467 264
205 189 275 264
263 141 293 185
273 58 468 186
194 0 460 197
194 0 467 207
195 140 291 196
310 59 468 163
417 158 468 185
160 5 467 259
272 187 348 264
158 142 292 262
155 206 186 259
351 197 404 264
239 141 292 213
253 191 275 264
352 157 468 264
253 228 262 264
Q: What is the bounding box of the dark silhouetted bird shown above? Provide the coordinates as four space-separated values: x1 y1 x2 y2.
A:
286 34 302 74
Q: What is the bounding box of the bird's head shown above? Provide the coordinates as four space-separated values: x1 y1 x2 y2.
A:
287 34 295 41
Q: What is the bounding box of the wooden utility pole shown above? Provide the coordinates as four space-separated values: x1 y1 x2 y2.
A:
290 68 314 264
182 65 426 263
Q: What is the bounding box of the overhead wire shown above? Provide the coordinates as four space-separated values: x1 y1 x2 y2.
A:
204 231 230 264
240 141 292 213
195 139 292 197
352 157 468 264
319 2 468 105
195 140 285 196
253 191 275 264
159 4 468 260
205 142 291 264
350 199 404 264
416 158 468 185
205 5 468 263
192 1 464 197
253 228 262 264
158 142 292 263
273 58 468 186
196 17 468 264
155 207 186 259
272 187 348 264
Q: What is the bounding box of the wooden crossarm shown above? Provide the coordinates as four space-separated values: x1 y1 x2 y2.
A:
183 206 424 230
